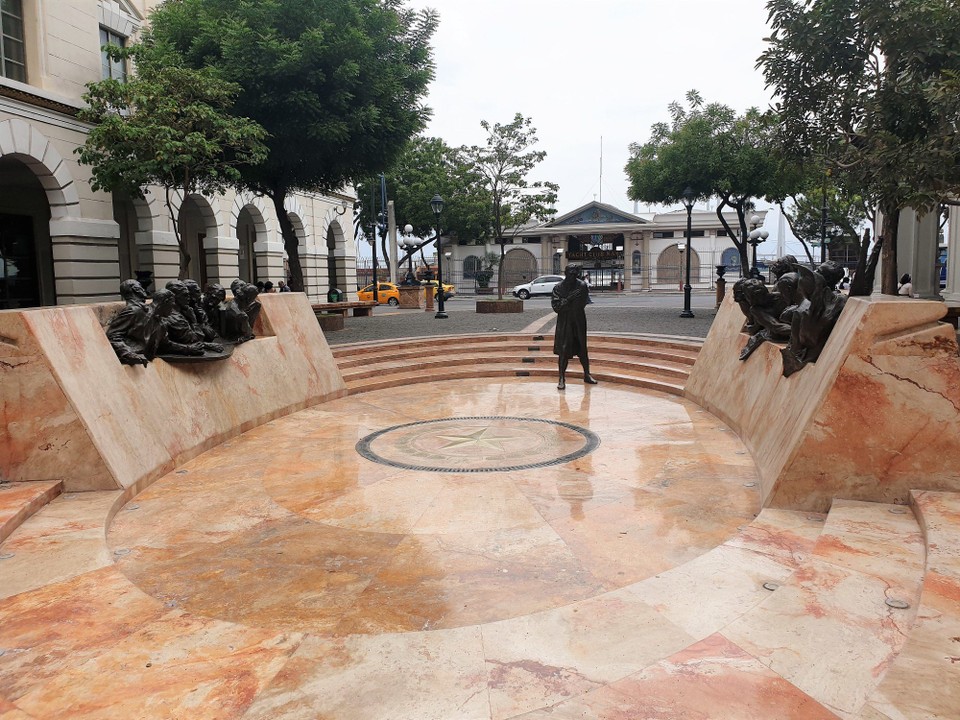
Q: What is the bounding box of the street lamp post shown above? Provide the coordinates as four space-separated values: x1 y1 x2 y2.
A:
431 194 447 319
747 214 770 279
680 186 695 318
400 224 417 285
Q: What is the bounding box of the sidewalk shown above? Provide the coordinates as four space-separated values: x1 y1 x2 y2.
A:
325 295 719 345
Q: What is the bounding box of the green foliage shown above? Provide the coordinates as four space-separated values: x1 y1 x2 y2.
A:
464 114 559 298
625 92 789 273
77 40 267 277
760 0 960 291
145 0 438 290
355 135 492 242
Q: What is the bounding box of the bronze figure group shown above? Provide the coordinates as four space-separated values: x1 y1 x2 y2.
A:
735 255 847 376
105 279 263 365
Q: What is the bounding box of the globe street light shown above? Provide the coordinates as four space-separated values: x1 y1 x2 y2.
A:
680 186 695 318
747 214 769 279
431 194 447 319
400 224 417 285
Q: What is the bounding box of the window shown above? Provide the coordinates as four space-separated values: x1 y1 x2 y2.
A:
716 229 728 236
653 231 675 239
100 27 127 82
690 230 705 237
1 0 26 82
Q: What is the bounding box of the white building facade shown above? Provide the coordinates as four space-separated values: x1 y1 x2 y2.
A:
0 0 355 309
441 201 766 293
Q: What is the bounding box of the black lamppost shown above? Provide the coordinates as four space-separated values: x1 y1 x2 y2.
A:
680 186 695 318
400 224 417 285
747 214 769 278
431 194 447 319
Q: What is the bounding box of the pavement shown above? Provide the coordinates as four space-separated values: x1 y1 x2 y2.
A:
326 291 719 345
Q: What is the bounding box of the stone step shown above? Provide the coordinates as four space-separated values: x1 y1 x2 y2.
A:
329 332 702 360
343 365 686 397
334 340 699 370
0 480 62 544
339 351 692 383
858 490 960 719
721 498 926 718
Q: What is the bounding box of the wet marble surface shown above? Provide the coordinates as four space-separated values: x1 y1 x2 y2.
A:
0 380 935 718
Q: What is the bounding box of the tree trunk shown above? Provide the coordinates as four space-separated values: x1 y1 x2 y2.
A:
270 191 305 292
880 205 900 295
497 241 506 300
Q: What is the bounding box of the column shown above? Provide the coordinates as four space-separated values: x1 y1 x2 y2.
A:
49 217 122 304
253 239 285 286
897 208 918 286
943 211 960 305
203 236 240 287
911 210 940 299
135 229 179 291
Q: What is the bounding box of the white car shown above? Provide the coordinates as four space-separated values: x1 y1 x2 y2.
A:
511 274 563 300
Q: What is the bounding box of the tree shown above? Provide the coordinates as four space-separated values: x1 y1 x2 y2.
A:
355 136 492 270
625 92 788 274
776 179 868 268
759 0 960 293
464 114 559 299
76 41 267 278
147 0 438 291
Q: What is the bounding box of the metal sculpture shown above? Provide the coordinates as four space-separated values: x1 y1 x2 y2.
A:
552 263 597 390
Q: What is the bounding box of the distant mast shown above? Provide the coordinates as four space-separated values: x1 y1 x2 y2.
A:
599 136 603 204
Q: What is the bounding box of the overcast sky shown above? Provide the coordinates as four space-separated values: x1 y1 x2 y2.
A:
411 0 777 217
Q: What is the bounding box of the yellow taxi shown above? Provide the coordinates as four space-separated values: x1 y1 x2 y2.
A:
357 282 401 306
421 280 456 300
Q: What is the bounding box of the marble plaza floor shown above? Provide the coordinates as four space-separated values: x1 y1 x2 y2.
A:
2 378 922 719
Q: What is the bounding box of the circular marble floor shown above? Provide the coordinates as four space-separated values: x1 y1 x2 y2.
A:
106 379 767 717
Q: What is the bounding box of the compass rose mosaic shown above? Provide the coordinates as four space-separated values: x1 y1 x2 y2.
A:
356 416 600 473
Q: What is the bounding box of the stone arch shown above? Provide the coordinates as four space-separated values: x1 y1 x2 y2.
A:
230 193 272 239
0 119 80 219
656 245 701 286
721 247 741 270
502 248 538 287
463 254 481 279
284 196 313 247
178 193 218 284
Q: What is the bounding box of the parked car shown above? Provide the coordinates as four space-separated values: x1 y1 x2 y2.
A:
357 282 401 306
421 280 456 300
511 274 563 300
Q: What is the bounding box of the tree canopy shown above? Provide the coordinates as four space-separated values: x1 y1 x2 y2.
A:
76 41 267 278
355 135 493 268
464 114 559 298
759 0 960 292
146 0 438 290
625 91 789 273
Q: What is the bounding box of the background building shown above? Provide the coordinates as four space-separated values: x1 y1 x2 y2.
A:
0 0 355 309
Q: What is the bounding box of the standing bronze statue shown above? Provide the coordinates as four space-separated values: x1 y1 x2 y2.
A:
552 263 597 390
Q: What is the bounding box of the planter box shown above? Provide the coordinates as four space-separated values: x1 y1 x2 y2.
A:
476 299 523 314
315 312 345 331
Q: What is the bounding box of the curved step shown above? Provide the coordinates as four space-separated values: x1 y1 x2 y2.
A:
0 481 62 544
859 490 960 719
333 333 701 396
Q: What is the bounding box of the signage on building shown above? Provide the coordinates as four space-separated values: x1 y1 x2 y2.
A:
567 249 623 261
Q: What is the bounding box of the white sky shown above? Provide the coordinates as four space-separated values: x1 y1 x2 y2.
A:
413 0 777 216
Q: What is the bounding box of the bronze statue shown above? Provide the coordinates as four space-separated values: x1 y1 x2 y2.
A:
152 288 204 357
163 280 223 353
737 278 791 361
780 261 847 376
220 282 261 343
184 279 217 341
201 283 226 334
106 279 157 365
552 263 597 390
